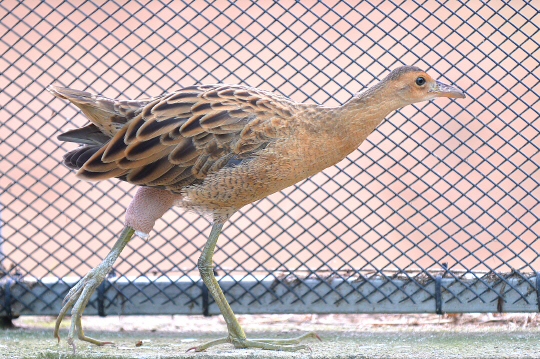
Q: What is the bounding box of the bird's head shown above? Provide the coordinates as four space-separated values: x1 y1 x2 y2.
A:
382 66 466 105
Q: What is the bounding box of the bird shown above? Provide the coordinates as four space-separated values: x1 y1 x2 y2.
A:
48 65 465 352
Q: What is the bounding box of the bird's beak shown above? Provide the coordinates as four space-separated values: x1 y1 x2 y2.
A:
429 80 466 99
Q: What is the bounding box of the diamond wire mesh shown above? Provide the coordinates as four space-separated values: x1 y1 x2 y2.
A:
0 0 539 316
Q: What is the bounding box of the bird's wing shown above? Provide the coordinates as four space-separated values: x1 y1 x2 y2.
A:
59 84 296 193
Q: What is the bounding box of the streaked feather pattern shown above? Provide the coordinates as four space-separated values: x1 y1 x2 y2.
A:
50 84 298 194
50 67 466 221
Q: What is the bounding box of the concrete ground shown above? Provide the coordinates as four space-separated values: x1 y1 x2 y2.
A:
2 313 540 358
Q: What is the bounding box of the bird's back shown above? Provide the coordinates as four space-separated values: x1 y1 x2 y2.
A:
51 84 321 217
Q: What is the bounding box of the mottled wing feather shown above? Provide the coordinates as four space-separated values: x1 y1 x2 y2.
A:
62 84 298 193
57 124 110 146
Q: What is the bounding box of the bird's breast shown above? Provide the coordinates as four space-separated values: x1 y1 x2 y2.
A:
180 122 351 216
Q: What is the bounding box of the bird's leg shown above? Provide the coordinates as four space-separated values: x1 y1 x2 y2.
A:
190 223 320 352
54 226 135 349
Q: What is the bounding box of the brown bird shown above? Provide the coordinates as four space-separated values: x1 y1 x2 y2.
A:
49 66 465 352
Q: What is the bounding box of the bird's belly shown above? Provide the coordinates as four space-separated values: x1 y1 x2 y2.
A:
181 138 346 218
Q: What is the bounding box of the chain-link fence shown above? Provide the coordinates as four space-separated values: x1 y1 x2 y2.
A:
1 0 539 319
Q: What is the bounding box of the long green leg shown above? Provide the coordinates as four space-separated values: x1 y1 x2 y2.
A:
54 226 135 350
189 223 320 352
198 223 246 341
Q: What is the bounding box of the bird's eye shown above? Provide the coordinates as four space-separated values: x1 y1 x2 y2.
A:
415 77 426 86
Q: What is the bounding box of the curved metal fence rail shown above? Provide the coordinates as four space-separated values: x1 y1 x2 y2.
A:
1 0 539 319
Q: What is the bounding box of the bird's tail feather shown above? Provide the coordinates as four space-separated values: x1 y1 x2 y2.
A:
48 85 148 138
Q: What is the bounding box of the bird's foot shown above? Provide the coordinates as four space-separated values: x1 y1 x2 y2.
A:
187 331 320 352
53 226 134 351
54 266 114 348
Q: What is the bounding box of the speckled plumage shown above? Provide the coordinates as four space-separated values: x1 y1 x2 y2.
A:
51 66 464 223
51 83 305 220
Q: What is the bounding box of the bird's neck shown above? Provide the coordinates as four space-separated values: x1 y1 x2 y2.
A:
331 80 406 153
291 80 408 174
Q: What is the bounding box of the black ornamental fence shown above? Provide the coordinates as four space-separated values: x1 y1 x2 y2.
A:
1 0 539 320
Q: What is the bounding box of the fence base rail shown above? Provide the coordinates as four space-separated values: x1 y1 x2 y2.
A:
1 273 538 317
